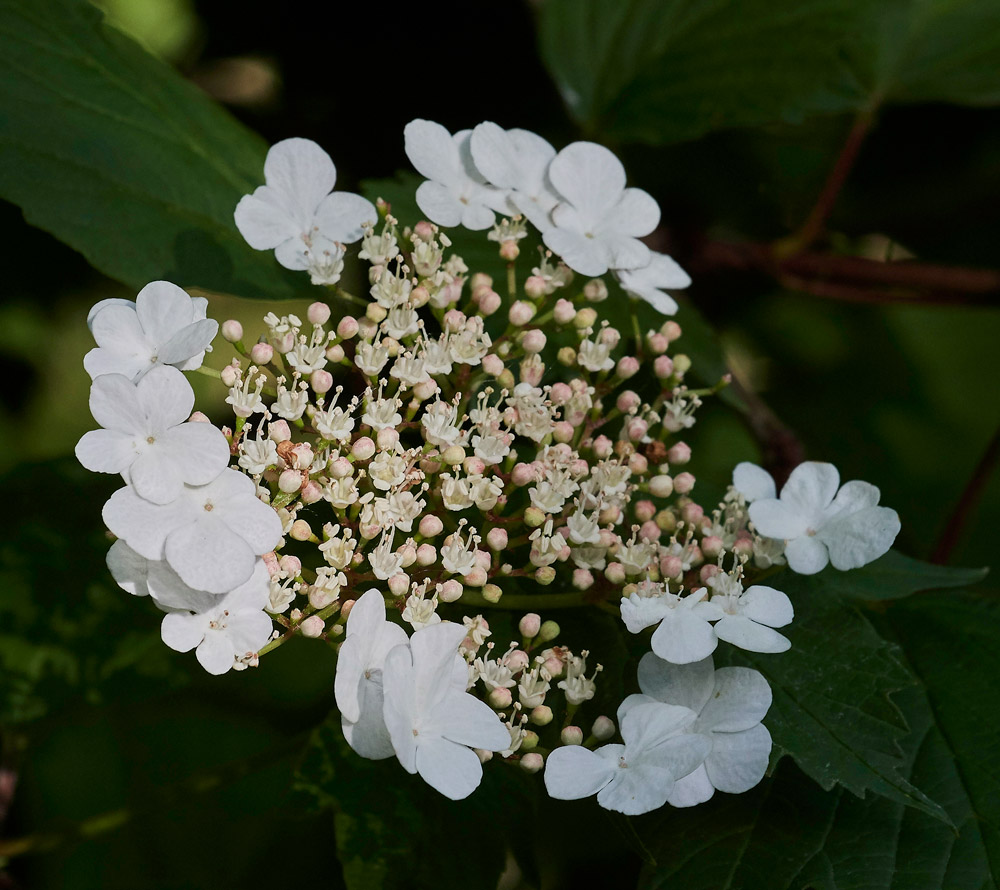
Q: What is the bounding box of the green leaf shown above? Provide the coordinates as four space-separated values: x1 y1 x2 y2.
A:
294 715 538 890
789 549 988 602
0 0 308 299
635 590 1000 890
727 575 948 821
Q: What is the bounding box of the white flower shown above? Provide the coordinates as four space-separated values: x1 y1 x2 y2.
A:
634 653 772 807
84 281 218 380
543 699 711 815
106 539 151 596
748 461 901 574
102 468 283 594
542 142 660 277
576 338 615 373
468 122 559 230
159 560 273 675
620 587 722 664
381 622 510 799
76 366 229 504
234 138 376 273
402 589 441 630
708 573 793 654
238 432 279 475
732 461 777 503
404 120 506 231
518 667 550 708
335 589 410 760
615 251 691 315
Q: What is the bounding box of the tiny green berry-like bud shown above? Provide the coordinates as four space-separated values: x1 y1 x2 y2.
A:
524 506 546 527
561 726 584 746
529 705 553 726
482 583 503 603
673 353 692 374
592 716 616 741
488 687 513 709
520 752 544 773
521 730 539 751
535 566 556 585
537 620 560 643
557 347 577 366
574 307 597 329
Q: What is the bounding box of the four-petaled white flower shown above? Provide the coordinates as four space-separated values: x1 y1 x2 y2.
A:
615 251 691 315
76 365 230 504
335 589 409 760
159 560 273 675
748 461 901 574
102 468 283 594
84 281 218 380
381 622 510 800
633 653 773 807
544 699 711 815
708 573 793 654
469 122 559 230
620 587 721 664
234 138 376 274
404 120 506 231
543 142 660 277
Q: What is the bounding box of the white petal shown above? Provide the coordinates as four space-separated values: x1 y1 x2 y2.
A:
88 373 146 433
698 668 772 732
664 764 715 808
713 615 790 654
335 641 367 725
404 120 462 185
106 539 150 596
548 142 626 226
102 486 186 560
158 422 231 487
783 535 830 574
165 517 256 593
272 235 309 270
315 192 378 244
602 234 651 271
637 288 679 316
820 506 901 571
460 199 497 231
739 585 794 629
748 498 811 540
620 701 698 752
469 122 519 187
382 643 418 773
83 346 148 382
705 724 772 793
75 429 139 474
157 319 219 367
620 593 673 633
219 489 284 555
129 448 185 504
641 733 713 784
616 693 659 725
637 652 715 713
544 744 616 800
234 192 300 250
415 180 465 228
196 631 237 675
543 227 609 277
225 609 274 656
600 187 660 238
780 461 840 515
429 693 510 751
263 138 337 229
147 559 218 612
135 364 194 429
342 675 396 760
650 609 719 664
414 735 484 800
136 280 195 344
732 462 776 502
160 612 207 653
598 762 674 815
823 480 881 521
87 298 135 330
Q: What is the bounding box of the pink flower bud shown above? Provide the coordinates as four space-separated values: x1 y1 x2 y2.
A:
465 566 488 587
660 554 684 579
640 520 661 542
649 475 674 498
290 519 312 541
584 279 608 302
561 725 584 746
357 317 378 339
617 390 640 413
599 326 620 348
463 456 486 476
616 356 640 379
487 528 508 552
700 564 721 584
647 332 669 355
511 463 535 487
572 568 594 590
278 555 301 577
220 364 240 387
398 544 417 568
268 420 291 443
388 573 409 596
278 469 302 493
351 437 376 461
413 220 435 242
340 599 355 619
733 537 755 558
307 302 331 325
249 342 273 365
605 562 626 585
520 753 544 774
325 344 345 363
488 687 513 709
377 427 399 451
627 419 648 442
439 579 463 603
519 612 541 638
663 320 682 341
634 500 656 522
680 502 703 525
300 615 325 638
592 716 615 741
553 298 576 324
549 382 571 405
530 705 553 726
221 319 243 343
552 421 574 443
329 456 353 478
416 543 437 566
409 285 430 308
628 452 649 475
443 309 466 332
522 329 547 353
504 649 530 672
310 369 333 394
337 316 359 340
674 472 696 495
499 240 519 261
654 355 675 379
523 276 547 299
474 549 492 571
419 514 444 537
482 354 504 376
701 535 724 559
479 290 502 315
300 480 323 504
592 435 613 459
508 300 536 327
666 441 691 464
262 551 280 577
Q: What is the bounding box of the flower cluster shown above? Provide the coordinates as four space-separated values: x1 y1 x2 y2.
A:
75 120 900 814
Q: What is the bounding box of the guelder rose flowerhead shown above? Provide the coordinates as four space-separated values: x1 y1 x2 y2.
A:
748 461 901 574
404 120 506 231
635 653 772 807
335 589 409 760
616 251 691 316
543 142 660 277
543 699 711 815
84 281 218 380
469 122 559 230
381 621 510 800
234 138 376 279
102 468 283 594
75 365 230 504
159 560 273 675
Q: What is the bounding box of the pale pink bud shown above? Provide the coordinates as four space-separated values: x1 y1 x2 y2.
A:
329 456 353 478
522 329 547 353
504 650 530 672
680 501 703 525
307 302 331 325
552 421 574 443
220 364 240 387
487 528 508 551
465 566 488 587
520 753 544 774
628 452 649 475
377 427 399 451
309 587 336 609
325 344 345 363
464 456 486 476
635 500 656 522
654 355 674 378
701 535 724 560
542 655 563 678
262 551 280 577
599 504 621 525
221 319 243 343
275 331 296 353
553 298 575 324
482 354 504 376
549 382 571 405
188 411 211 423
647 332 669 355
479 290 502 315
300 480 323 504
340 599 355 619
419 515 444 537
250 342 274 365
561 726 584 746
616 356 640 379
530 705 553 726
626 418 648 442
413 220 435 242
310 369 333 394
662 320 682 341
471 273 493 293
398 544 417 568
649 475 674 498
674 472 696 494
599 326 620 348
520 357 544 386
277 555 300 577
592 435 613 459
508 300 535 327
337 316 359 340
416 543 437 566
278 469 302 493
511 463 535 487
592 716 615 741
290 519 312 541
617 390 640 413
474 549 492 571
661 555 684 579
296 614 322 638
640 520 661 542
412 379 437 401
499 240 519 261
584 279 608 302
410 285 430 308
700 564 721 584
572 568 594 590
443 309 466 332
666 442 691 464
439 579 463 603
523 276 547 299
388 573 409 596
488 687 512 709
357 317 378 339
268 420 291 443
605 562 626 584
351 437 376 460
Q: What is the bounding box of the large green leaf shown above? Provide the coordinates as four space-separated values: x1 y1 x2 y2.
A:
635 590 1000 889
0 0 308 299
536 0 1000 146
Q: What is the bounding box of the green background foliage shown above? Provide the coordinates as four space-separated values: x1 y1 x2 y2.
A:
0 0 997 887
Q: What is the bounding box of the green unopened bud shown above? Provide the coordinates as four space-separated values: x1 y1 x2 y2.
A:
673 353 692 375
656 508 677 532
529 705 553 726
366 303 387 323
574 307 598 329
557 347 577 366
524 506 546 527
521 730 539 751
537 619 560 643
497 369 516 390
535 566 556 585
482 583 502 603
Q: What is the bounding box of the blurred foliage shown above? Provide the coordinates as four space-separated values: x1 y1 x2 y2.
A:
1 0 999 887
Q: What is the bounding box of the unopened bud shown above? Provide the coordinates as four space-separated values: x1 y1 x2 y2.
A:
520 752 544 773
278 469 302 493
351 437 376 461
592 716 615 741
337 316 359 340
673 353 692 375
416 543 437 566
488 687 512 709
419 515 444 537
616 356 640 379
522 329 547 353
529 705 553 726
666 442 691 464
557 347 576 366
574 307 597 329
221 319 243 343
649 475 674 498
584 279 608 302
220 364 240 387
523 276 547 299
674 472 696 494
520 730 539 751
560 726 584 746
439 579 463 603
535 566 556 585
701 535 724 560
388 573 409 596
310 369 333 394
509 300 536 326
537 620 560 644
524 506 546 528
482 583 503 603
307 302 331 325
654 355 674 378
647 332 669 355
250 342 274 365
300 480 323 504
299 615 325 638
519 612 541 638
486 528 508 551
442 445 466 466
290 519 312 541
605 562 626 585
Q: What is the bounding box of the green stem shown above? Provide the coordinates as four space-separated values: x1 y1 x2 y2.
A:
460 589 596 611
